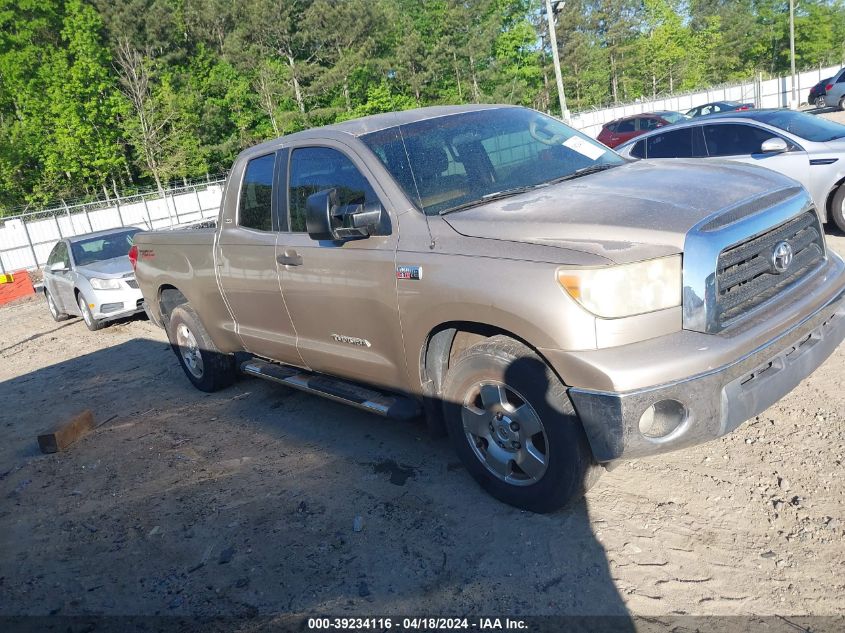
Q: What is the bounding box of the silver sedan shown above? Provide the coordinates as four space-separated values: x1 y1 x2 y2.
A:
615 110 845 230
42 227 145 331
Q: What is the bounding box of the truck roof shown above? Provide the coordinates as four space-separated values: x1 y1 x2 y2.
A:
244 104 510 156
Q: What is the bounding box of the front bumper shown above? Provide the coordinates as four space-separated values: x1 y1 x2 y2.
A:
564 284 845 463
90 286 145 321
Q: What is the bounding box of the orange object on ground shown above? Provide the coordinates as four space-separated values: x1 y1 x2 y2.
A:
0 269 35 306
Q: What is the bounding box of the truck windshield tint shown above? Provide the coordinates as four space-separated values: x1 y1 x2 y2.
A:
755 111 845 142
361 108 624 215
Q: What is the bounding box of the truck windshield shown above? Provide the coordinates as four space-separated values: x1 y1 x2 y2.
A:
360 107 623 215
70 229 140 266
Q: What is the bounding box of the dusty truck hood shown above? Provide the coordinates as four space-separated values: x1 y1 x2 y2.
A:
442 159 802 264
75 256 132 278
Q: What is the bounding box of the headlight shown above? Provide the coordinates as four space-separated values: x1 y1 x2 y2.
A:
557 255 682 318
90 277 122 290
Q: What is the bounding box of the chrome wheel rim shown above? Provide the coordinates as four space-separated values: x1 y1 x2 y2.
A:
47 293 58 318
78 295 93 326
462 381 548 486
176 323 204 378
816 96 825 108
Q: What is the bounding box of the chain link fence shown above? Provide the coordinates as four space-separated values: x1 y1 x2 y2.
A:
571 64 843 138
0 178 227 274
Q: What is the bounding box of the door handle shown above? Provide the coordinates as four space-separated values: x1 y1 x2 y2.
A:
277 250 303 266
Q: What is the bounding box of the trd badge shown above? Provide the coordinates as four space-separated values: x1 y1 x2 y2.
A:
397 265 422 280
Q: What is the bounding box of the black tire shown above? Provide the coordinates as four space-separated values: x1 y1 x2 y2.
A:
45 290 69 322
166 303 236 392
441 335 601 513
76 292 103 331
831 186 845 233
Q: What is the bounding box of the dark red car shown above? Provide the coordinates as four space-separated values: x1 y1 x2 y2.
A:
597 111 688 148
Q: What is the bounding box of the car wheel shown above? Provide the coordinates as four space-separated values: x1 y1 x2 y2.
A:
840 96 845 112
166 303 236 392
816 96 826 109
441 335 601 513
45 290 69 322
831 186 845 233
77 292 103 331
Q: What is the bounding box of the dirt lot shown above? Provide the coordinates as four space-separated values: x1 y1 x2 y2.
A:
2 116 845 626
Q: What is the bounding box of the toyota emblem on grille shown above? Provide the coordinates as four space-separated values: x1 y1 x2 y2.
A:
770 241 793 274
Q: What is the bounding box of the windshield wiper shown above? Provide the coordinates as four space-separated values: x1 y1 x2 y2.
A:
545 163 618 184
438 163 619 216
439 185 539 216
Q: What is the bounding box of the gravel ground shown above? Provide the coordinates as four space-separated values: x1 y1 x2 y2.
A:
2 112 845 625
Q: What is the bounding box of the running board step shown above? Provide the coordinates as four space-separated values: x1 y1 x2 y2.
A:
240 359 420 420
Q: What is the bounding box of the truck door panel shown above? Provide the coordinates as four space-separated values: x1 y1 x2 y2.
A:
277 143 408 392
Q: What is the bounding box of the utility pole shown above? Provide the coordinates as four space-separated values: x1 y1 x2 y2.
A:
544 0 571 124
789 0 797 109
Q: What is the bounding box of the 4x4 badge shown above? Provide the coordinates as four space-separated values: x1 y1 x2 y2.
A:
397 265 422 280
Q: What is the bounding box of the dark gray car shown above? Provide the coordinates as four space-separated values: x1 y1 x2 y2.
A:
616 109 845 230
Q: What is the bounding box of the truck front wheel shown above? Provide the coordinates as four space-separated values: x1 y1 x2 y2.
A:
441 336 601 513
167 304 236 392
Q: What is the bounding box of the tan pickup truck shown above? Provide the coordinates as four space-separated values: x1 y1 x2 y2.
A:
132 105 845 512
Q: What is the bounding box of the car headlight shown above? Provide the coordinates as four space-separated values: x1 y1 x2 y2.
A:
557 255 682 318
90 277 122 290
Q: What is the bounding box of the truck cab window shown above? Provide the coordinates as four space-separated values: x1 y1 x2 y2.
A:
288 147 376 233
239 153 275 231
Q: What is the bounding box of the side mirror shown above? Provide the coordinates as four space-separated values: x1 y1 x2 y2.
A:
305 188 389 241
760 137 788 154
49 262 68 273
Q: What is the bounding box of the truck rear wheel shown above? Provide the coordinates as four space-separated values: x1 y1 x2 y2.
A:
167 304 236 392
441 335 601 513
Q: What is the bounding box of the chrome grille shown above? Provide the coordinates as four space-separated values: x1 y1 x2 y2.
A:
125 279 139 289
715 211 824 326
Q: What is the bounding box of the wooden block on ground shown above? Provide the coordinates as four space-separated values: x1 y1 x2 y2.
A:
38 410 95 454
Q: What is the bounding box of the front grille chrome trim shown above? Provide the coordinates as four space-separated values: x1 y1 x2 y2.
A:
683 189 823 334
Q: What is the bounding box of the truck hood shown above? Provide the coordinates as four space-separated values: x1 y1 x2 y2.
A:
442 159 801 264
76 256 132 278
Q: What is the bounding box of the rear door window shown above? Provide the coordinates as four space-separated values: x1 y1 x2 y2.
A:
702 124 778 157
639 118 660 131
646 127 706 158
239 153 276 232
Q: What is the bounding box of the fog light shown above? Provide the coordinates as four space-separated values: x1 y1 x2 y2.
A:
639 399 688 439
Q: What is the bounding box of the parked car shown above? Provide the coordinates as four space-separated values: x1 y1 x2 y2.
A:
596 111 687 148
43 227 144 331
808 77 832 108
133 104 845 513
822 67 845 111
615 109 845 230
685 101 754 118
